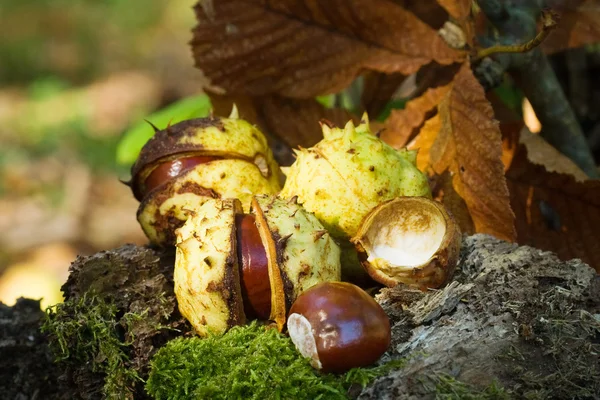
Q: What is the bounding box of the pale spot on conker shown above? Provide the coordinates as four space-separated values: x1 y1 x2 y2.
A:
288 313 322 370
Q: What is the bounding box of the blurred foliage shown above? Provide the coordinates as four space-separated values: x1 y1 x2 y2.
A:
493 80 525 114
377 99 407 122
0 0 198 196
0 0 166 84
0 76 127 196
315 94 336 109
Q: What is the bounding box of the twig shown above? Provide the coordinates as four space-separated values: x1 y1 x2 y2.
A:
476 0 598 178
473 10 558 62
511 48 599 178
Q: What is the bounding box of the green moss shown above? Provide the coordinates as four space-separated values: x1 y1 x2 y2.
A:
146 322 404 400
433 375 510 400
42 293 142 400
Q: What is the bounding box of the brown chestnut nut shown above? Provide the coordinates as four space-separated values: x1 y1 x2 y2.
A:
235 213 271 320
143 155 219 198
287 281 391 373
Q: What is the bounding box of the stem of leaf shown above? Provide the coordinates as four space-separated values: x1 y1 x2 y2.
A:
473 10 558 62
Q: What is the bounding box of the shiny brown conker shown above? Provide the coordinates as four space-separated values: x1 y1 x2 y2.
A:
287 281 391 373
142 155 219 198
235 213 271 320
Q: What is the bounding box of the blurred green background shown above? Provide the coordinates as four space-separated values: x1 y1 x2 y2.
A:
0 0 208 307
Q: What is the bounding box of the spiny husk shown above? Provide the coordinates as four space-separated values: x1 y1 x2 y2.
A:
252 195 341 331
174 198 246 337
130 116 280 200
174 196 341 336
352 197 461 290
280 116 431 241
137 159 280 246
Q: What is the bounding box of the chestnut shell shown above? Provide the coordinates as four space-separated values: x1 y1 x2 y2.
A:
235 213 271 320
352 197 461 290
174 196 341 336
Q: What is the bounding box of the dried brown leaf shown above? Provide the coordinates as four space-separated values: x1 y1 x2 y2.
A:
430 170 476 235
207 91 356 164
518 129 589 181
409 62 516 242
383 85 451 149
361 72 406 118
507 145 600 271
258 96 357 148
192 0 464 98
500 121 523 172
412 113 441 172
436 0 472 20
207 91 262 125
415 62 462 97
485 91 526 171
542 0 600 54
393 1 449 29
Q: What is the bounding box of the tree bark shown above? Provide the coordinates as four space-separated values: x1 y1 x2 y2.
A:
359 235 599 399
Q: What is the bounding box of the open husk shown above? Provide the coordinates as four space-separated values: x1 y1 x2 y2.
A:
138 159 280 245
252 195 341 331
130 115 280 201
352 197 461 289
174 198 246 337
174 196 341 336
130 114 281 247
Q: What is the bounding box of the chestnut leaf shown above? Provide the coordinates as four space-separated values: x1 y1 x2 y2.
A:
191 0 464 98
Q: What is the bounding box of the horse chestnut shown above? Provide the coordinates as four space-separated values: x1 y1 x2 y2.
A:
235 213 271 320
287 282 391 373
174 196 341 337
129 113 282 246
142 155 219 198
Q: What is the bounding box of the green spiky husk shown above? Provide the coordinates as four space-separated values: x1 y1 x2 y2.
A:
280 117 431 240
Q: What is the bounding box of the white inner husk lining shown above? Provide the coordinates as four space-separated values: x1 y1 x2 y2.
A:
366 202 445 268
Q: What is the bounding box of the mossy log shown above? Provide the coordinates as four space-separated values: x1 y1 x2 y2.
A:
1 234 598 399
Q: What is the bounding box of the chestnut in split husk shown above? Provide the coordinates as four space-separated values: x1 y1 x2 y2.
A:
287 282 391 373
352 197 461 289
236 213 271 320
128 110 282 246
174 196 341 337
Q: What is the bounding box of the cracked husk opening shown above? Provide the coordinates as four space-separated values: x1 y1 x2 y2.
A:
353 197 461 288
251 197 288 331
365 204 446 268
